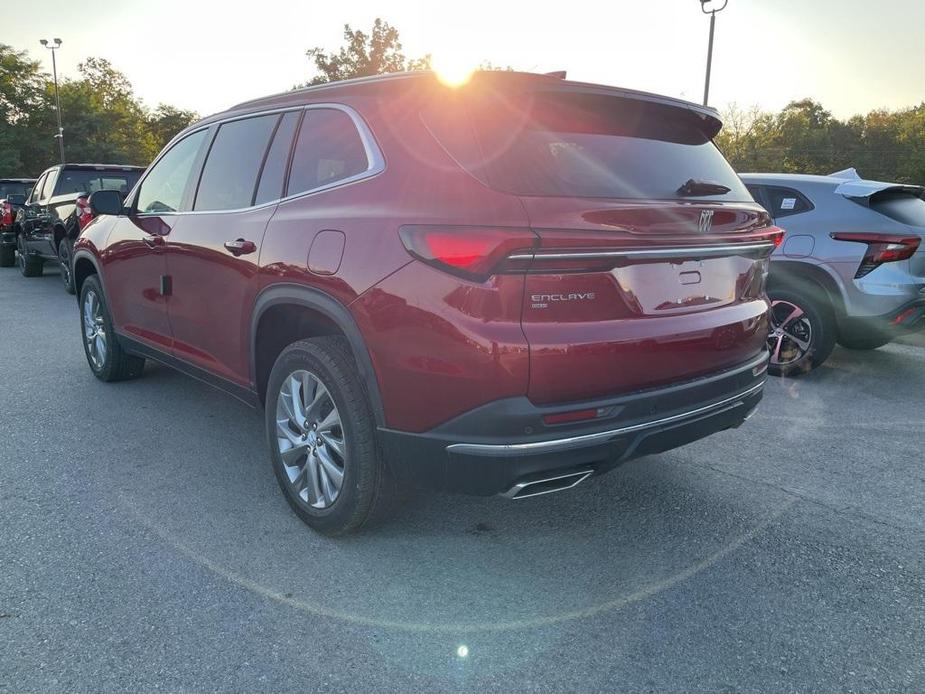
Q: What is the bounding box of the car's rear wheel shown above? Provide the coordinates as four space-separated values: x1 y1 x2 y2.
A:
837 333 892 350
58 239 75 294
265 336 385 535
766 285 837 377
79 275 145 381
17 236 42 277
0 246 14 267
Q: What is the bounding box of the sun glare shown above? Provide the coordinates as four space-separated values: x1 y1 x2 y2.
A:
432 53 476 88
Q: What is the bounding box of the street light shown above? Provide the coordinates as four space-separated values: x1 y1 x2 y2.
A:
699 0 728 107
40 38 65 165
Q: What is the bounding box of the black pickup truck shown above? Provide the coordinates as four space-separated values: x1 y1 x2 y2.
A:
15 164 143 292
0 178 37 267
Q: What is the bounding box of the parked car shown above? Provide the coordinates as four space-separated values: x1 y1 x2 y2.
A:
741 170 925 375
0 178 36 267
73 71 781 534
16 163 143 292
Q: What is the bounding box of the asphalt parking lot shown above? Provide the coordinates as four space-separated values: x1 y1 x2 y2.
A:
1 266 923 693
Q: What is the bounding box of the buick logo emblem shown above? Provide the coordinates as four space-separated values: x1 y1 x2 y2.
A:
698 209 714 233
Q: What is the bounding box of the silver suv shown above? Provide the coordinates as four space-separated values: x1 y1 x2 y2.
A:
741 169 925 375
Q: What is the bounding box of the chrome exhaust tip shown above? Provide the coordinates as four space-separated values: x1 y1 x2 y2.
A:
502 469 594 500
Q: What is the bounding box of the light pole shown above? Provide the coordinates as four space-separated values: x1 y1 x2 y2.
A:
40 38 65 165
699 0 728 107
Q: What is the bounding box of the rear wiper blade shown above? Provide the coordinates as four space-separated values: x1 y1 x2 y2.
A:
677 179 731 196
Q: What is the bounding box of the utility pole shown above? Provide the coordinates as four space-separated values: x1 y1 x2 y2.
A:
699 1 728 107
40 38 65 165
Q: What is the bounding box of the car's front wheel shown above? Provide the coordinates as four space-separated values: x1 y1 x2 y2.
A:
767 284 837 377
79 275 145 381
58 239 75 294
265 336 386 535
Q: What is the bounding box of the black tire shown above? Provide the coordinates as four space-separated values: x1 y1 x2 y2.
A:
58 238 76 294
79 274 145 382
265 336 386 535
0 246 13 267
17 236 42 277
837 333 892 351
767 283 837 377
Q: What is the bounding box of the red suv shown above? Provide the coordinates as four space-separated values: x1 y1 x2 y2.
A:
74 71 781 534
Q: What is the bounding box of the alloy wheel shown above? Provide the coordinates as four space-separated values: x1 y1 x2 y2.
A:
83 290 108 370
767 299 813 367
276 370 346 509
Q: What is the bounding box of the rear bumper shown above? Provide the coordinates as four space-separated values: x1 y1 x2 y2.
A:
840 296 925 339
378 352 768 496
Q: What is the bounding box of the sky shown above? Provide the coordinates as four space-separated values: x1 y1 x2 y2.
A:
4 0 924 119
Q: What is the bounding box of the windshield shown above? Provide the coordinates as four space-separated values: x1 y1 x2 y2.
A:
425 90 752 201
54 170 141 197
0 181 32 198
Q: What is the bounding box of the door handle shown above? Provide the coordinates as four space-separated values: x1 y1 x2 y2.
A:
143 234 165 249
224 238 256 256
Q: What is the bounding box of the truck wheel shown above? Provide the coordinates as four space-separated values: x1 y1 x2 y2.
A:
767 284 837 377
17 237 42 277
79 275 145 381
59 239 76 294
0 246 13 267
265 336 387 535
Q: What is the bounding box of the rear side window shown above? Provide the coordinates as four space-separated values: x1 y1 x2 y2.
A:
195 114 279 211
870 193 925 227
136 130 208 214
762 186 813 219
254 111 300 205
424 90 751 201
287 109 369 196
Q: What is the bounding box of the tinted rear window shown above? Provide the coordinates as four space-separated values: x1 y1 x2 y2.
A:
870 193 925 227
0 182 32 198
287 109 369 196
54 170 141 197
425 90 750 201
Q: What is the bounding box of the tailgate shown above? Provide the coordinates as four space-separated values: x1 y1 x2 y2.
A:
520 199 778 404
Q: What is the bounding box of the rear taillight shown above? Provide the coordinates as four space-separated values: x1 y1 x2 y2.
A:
1 201 11 226
830 232 921 278
76 195 93 230
399 226 538 280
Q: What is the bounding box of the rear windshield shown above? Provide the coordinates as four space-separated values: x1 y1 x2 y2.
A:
870 192 925 227
54 170 141 197
424 90 751 201
0 182 32 198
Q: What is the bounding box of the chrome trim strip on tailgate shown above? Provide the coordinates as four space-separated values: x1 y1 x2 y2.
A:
446 381 765 456
508 241 776 262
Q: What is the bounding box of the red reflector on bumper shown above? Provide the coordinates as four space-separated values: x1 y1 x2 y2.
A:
543 408 599 425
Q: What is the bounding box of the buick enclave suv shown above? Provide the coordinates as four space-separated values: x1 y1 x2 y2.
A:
74 71 781 534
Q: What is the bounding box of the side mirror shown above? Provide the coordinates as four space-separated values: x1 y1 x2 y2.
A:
6 194 25 206
88 189 123 216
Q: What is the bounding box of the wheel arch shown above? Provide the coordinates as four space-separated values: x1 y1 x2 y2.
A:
250 284 386 426
72 250 103 300
768 260 845 321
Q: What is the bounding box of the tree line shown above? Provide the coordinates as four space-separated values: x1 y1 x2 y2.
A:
0 44 198 178
4 20 923 185
715 99 924 184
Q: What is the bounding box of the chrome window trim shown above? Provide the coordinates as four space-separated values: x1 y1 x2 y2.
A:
507 241 776 262
131 103 384 218
446 381 765 456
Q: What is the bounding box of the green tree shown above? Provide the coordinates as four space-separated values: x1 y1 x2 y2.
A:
146 104 199 153
0 44 50 173
299 18 430 86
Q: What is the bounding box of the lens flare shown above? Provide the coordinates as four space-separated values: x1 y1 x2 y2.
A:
432 54 475 87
